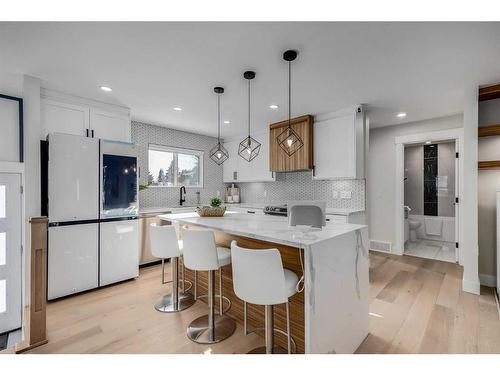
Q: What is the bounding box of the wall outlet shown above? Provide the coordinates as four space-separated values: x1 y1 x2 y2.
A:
340 190 352 199
332 190 339 199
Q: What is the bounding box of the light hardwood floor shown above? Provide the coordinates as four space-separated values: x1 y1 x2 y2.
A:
26 252 500 354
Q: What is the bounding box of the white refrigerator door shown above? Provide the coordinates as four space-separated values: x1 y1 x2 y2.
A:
48 224 99 300
48 133 99 222
99 220 139 286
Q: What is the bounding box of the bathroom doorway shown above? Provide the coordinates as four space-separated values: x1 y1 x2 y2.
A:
394 128 464 265
403 140 457 263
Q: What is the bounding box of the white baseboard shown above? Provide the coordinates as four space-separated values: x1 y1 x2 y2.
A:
479 273 497 288
462 278 481 295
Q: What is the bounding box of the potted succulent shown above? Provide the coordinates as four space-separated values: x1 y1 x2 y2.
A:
196 196 226 217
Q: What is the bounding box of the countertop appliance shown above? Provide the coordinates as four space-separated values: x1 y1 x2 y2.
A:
46 133 139 300
263 204 288 216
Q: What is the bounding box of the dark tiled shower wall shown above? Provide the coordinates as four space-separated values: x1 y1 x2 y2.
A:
423 144 438 216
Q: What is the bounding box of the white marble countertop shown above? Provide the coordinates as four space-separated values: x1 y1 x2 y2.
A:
158 211 366 248
141 204 364 216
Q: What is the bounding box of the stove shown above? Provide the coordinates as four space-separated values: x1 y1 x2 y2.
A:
263 204 288 216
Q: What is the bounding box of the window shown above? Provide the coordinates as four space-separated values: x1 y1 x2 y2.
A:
148 144 203 188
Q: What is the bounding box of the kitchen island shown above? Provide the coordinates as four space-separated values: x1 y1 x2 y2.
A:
159 211 369 354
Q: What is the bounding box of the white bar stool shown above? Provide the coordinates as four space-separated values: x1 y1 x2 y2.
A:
231 240 298 354
182 229 236 344
149 224 195 312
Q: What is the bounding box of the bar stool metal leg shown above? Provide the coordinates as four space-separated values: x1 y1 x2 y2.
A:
155 257 195 313
219 269 223 316
286 301 291 354
186 270 236 344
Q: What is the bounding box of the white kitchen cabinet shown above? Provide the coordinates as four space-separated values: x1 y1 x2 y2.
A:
223 130 275 183
90 108 131 142
99 220 139 286
41 91 131 142
48 223 99 300
41 98 90 138
313 106 366 180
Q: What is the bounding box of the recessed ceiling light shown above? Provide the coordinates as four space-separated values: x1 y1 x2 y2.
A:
397 112 407 118
100 86 112 92
173 107 182 111
269 104 279 109
425 141 432 144
223 120 230 124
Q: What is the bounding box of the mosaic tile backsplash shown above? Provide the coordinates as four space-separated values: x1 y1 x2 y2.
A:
235 172 365 210
133 121 365 211
132 121 226 209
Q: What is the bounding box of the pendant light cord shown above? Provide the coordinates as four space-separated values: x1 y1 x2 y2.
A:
248 79 251 138
217 92 221 143
288 60 291 130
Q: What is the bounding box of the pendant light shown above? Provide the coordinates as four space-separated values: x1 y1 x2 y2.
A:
276 50 303 156
238 71 261 162
209 86 229 165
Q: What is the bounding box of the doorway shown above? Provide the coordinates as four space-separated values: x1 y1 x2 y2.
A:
394 128 464 266
403 140 458 263
0 172 23 349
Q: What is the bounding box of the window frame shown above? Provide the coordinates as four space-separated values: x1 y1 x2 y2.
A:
148 143 204 188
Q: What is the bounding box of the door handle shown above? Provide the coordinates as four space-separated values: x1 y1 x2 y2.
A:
86 129 89 137
91 129 95 138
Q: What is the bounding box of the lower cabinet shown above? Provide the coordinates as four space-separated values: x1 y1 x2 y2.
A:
48 223 99 300
99 220 139 286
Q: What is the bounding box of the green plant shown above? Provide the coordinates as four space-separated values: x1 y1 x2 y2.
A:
209 197 222 208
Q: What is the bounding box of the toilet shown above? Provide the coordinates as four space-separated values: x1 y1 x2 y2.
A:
408 219 421 242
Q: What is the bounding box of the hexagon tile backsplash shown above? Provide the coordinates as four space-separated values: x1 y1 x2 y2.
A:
235 172 365 210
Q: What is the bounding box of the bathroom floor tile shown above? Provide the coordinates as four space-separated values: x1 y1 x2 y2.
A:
404 240 456 263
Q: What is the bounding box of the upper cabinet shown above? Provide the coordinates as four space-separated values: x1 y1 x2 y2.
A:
90 108 131 142
313 105 366 180
269 115 314 172
41 90 131 143
223 129 275 183
41 99 90 137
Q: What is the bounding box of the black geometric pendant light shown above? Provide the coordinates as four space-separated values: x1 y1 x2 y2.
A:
238 71 261 162
276 50 304 156
209 87 229 165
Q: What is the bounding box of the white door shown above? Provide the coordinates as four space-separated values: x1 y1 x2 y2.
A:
0 173 22 333
48 134 99 222
455 140 460 263
99 220 139 286
90 108 131 142
41 99 90 138
48 224 98 300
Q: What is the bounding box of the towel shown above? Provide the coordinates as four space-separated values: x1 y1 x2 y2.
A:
424 217 443 236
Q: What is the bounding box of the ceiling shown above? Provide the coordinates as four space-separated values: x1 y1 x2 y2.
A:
1 22 500 138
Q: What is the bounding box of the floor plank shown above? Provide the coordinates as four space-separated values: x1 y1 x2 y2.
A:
24 252 500 354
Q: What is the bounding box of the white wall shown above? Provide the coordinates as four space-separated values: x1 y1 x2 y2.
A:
368 114 463 247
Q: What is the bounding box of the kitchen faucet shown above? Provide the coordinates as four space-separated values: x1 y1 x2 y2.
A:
180 186 186 206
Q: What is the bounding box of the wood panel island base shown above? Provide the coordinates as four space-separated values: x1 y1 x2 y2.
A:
159 212 369 354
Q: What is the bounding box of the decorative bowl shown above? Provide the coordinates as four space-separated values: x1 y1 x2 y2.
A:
196 206 226 217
